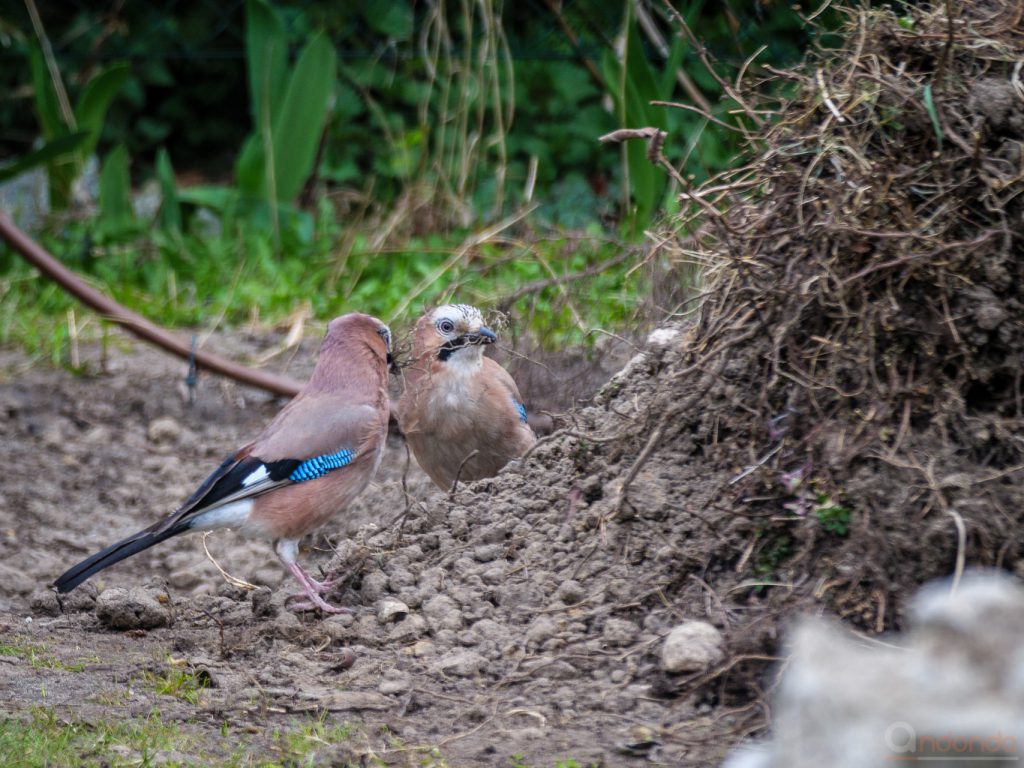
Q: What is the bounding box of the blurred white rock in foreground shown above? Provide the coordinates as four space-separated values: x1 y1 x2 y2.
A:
725 570 1024 768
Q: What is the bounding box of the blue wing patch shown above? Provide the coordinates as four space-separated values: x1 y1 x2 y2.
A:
289 448 356 482
514 400 528 424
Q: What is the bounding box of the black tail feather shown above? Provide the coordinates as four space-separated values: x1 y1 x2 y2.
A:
53 522 190 594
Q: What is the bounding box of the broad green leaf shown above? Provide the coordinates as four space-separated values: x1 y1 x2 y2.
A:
246 0 287 128
99 145 132 228
623 8 665 130
269 31 336 202
27 44 76 208
659 35 687 97
74 63 130 160
155 148 181 231
234 134 266 197
0 131 87 183
27 44 64 140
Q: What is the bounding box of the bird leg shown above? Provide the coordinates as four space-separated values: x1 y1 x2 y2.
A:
284 562 351 614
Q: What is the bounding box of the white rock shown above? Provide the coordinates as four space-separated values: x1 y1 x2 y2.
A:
646 326 682 349
432 650 486 678
376 597 410 624
723 570 1024 768
661 621 724 674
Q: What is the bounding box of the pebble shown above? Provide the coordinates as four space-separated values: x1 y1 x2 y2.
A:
422 594 462 630
376 597 410 624
473 544 502 563
526 616 558 645
378 676 411 695
661 621 725 674
432 650 486 678
360 571 388 601
556 580 585 604
603 618 640 647
389 614 427 642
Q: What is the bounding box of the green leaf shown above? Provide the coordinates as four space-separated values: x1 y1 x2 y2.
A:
99 145 132 229
177 184 239 212
623 8 665 131
269 31 336 202
246 0 287 128
659 35 687 97
154 148 181 231
27 44 64 140
74 63 131 160
922 83 943 149
234 134 266 197
0 132 88 183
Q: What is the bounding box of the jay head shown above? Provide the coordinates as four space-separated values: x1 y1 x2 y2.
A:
53 312 393 614
398 304 536 491
413 303 498 370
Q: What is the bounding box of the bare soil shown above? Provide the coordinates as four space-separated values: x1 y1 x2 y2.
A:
0 327 739 767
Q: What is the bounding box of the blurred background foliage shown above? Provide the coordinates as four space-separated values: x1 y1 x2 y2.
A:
0 0 837 361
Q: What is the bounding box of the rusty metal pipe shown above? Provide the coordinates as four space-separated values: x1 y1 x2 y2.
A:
0 211 302 397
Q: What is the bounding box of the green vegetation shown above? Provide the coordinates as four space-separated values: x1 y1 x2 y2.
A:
142 665 211 706
0 637 97 672
814 497 853 536
0 707 187 768
0 2 838 361
0 706 444 767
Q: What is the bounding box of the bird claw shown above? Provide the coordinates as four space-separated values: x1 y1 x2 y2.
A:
285 592 352 615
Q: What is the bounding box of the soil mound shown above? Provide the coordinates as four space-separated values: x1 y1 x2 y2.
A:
317 1 1024 756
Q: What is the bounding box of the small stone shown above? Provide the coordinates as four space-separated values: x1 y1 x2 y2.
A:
96 586 174 630
432 650 486 678
603 618 640 647
378 676 411 695
251 586 277 618
360 571 388 601
662 621 725 674
409 640 435 657
473 544 503 563
321 613 354 642
556 580 585 604
481 565 506 585
376 598 410 624
388 568 416 590
147 417 182 445
423 594 462 631
389 614 428 642
526 616 558 645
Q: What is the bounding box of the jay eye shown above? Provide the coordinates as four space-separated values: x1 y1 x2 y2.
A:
437 319 455 334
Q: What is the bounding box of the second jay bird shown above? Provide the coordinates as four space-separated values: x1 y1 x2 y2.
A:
397 304 536 489
53 313 393 614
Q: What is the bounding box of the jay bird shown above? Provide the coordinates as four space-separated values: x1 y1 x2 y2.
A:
53 313 392 614
397 304 536 490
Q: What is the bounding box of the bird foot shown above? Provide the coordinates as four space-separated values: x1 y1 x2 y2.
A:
285 562 350 614
285 593 352 615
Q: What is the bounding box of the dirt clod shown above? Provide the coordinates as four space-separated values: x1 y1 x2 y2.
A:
95 585 174 630
661 621 725 674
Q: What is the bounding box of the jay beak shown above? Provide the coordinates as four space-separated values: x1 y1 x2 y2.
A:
396 304 537 490
53 313 393 614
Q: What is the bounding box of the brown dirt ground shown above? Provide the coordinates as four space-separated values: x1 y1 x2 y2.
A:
0 326 744 767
